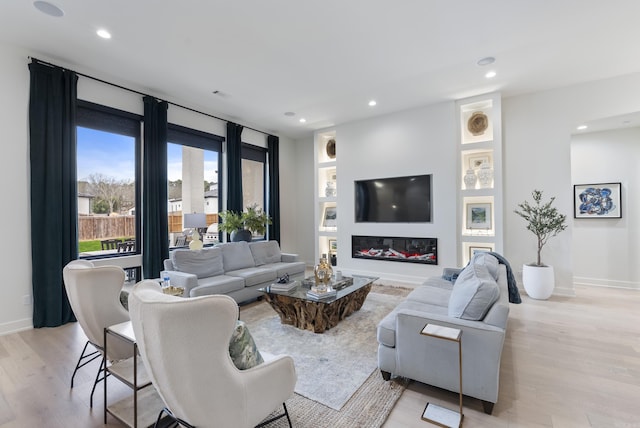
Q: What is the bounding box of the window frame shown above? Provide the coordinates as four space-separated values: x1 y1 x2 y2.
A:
241 143 268 239
167 123 224 246
76 100 142 259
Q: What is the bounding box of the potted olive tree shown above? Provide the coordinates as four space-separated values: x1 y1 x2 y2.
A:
514 190 567 299
219 204 271 242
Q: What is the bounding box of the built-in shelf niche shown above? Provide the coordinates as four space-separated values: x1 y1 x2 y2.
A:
456 93 503 265
460 99 494 144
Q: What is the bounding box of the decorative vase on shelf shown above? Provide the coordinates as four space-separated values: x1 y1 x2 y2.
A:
477 161 494 189
463 169 477 189
325 181 337 197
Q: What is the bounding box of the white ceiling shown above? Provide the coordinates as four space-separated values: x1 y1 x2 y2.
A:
1 1 640 139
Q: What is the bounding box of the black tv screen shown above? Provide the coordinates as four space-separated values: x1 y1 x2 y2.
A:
355 174 432 223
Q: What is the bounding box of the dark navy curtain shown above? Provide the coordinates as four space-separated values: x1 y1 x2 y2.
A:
226 122 244 213
267 135 280 243
28 60 78 327
142 96 169 279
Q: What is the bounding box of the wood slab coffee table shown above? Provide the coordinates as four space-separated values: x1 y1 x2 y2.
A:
259 276 377 333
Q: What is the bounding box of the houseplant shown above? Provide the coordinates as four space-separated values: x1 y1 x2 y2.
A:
219 204 271 242
514 190 567 299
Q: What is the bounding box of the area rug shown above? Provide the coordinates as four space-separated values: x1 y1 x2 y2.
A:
261 369 408 428
240 284 410 411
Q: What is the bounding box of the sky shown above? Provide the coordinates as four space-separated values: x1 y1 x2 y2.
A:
77 127 219 183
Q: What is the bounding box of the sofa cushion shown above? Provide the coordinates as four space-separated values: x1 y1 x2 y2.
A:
217 242 256 272
377 300 448 348
448 263 499 320
191 275 245 297
406 285 452 307
470 252 500 281
170 247 224 279
249 241 282 266
264 261 306 278
225 267 277 287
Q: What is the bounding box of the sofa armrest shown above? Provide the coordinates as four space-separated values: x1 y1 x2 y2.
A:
281 253 299 262
165 271 198 297
394 308 505 403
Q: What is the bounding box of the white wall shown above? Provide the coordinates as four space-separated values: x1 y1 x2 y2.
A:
293 73 640 295
0 42 299 334
295 103 459 285
571 127 640 289
503 72 640 296
0 43 32 333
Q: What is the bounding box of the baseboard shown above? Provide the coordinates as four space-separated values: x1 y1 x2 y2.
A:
0 318 33 336
573 276 640 290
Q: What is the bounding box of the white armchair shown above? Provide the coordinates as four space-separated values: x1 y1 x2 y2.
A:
62 260 133 407
128 280 297 428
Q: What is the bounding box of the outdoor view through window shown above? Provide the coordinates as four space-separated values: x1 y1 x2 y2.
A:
167 142 220 247
76 112 266 257
77 126 137 257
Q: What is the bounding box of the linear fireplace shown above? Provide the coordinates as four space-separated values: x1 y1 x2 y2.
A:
352 235 437 265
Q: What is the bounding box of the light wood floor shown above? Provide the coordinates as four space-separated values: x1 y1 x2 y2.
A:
384 285 640 428
0 285 638 427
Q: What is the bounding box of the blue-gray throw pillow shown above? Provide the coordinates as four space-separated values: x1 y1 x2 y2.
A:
470 252 500 280
448 263 499 320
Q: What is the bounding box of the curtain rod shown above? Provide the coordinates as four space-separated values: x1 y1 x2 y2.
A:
29 57 273 137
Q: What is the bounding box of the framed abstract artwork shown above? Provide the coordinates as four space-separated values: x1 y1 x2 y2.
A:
574 182 622 218
466 203 492 229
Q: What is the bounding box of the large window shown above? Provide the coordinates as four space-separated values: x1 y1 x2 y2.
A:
167 124 223 247
242 144 267 239
76 101 141 258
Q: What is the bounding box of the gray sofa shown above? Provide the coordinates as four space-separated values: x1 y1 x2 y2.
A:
162 240 305 302
377 252 510 414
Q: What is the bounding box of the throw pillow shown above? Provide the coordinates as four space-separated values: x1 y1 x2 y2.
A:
442 267 463 283
217 242 256 271
249 241 282 266
229 320 264 370
448 263 500 320
470 252 500 280
171 247 224 279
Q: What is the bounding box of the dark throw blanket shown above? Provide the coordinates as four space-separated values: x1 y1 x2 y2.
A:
488 252 522 304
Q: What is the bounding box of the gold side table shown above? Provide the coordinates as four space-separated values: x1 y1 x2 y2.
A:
420 324 463 428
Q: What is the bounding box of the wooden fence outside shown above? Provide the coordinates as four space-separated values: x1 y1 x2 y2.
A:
79 213 219 241
79 216 135 241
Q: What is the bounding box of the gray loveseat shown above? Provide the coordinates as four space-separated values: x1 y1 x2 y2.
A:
162 240 305 303
377 252 510 414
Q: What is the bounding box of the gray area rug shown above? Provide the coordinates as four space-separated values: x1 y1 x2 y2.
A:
240 285 410 411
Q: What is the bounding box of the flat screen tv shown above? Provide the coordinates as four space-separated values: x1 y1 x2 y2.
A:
355 174 432 223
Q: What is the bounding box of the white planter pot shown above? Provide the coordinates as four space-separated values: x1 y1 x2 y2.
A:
522 264 555 300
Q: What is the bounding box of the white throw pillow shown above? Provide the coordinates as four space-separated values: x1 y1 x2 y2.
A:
448 263 499 320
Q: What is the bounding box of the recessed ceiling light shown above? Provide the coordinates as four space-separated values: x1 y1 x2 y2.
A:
577 125 588 130
96 29 112 39
485 70 497 79
299 118 306 123
284 112 295 117
477 56 495 66
368 100 377 107
33 1 64 17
